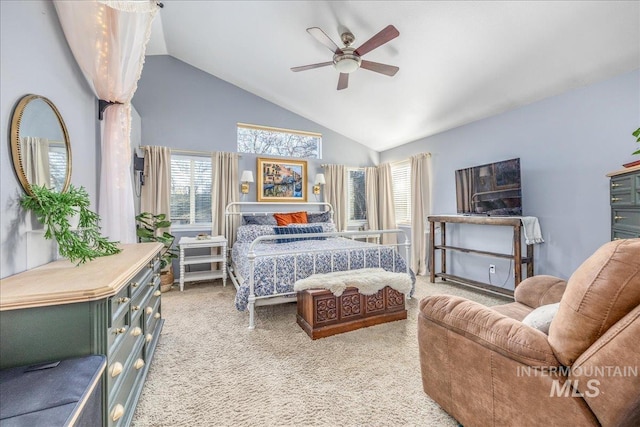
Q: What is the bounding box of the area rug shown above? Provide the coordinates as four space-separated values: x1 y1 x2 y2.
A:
132 276 509 426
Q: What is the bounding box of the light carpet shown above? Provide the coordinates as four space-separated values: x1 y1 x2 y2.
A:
132 276 509 427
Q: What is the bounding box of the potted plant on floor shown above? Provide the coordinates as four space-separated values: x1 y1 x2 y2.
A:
135 212 178 292
20 184 121 265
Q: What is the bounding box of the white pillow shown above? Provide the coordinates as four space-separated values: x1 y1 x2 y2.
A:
521 302 560 334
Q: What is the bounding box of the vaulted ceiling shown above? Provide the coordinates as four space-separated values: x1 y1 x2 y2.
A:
146 1 640 152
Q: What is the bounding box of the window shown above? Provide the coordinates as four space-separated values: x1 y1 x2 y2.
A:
237 122 321 159
170 154 212 225
391 160 411 224
347 168 367 222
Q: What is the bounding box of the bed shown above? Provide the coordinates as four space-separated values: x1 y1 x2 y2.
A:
225 202 415 329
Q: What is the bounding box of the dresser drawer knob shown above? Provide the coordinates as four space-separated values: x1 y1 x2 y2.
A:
153 290 161 297
131 327 142 337
110 362 123 378
614 215 627 221
154 312 161 319
611 183 621 188
145 333 153 343
145 307 153 315
134 358 145 370
113 327 126 335
131 281 139 288
111 404 124 422
148 262 154 268
611 197 620 202
117 297 129 304
132 305 141 311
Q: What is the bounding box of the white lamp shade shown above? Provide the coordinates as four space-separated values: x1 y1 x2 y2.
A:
241 170 254 183
314 173 326 185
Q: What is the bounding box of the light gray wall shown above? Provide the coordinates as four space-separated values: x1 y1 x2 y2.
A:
1 0 99 278
132 55 379 203
381 69 640 287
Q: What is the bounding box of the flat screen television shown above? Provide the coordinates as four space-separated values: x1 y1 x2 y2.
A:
455 158 522 216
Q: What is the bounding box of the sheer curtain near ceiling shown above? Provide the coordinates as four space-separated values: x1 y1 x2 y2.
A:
365 167 379 232
53 0 159 243
140 146 171 233
323 164 347 232
410 153 432 276
211 152 239 247
377 163 397 245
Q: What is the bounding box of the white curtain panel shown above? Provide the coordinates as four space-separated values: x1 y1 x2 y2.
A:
410 153 432 275
323 164 347 231
140 146 171 231
211 152 239 247
21 137 51 188
53 0 158 243
364 167 379 232
377 163 397 246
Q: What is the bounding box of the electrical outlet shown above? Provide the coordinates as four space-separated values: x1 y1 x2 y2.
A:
489 264 496 274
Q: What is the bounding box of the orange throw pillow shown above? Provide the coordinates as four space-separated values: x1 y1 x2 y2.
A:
274 211 308 226
290 211 308 224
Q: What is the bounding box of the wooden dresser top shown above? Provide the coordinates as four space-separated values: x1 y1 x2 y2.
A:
0 243 162 311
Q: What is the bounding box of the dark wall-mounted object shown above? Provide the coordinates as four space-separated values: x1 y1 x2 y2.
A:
134 152 145 186
133 152 145 172
97 99 123 120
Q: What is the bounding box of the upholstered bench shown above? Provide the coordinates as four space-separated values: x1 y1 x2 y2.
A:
294 269 411 339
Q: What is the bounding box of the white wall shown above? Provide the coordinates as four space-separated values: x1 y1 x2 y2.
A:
381 69 640 286
1 1 99 278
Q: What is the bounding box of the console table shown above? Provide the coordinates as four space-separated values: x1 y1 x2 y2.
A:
428 215 534 297
0 243 163 427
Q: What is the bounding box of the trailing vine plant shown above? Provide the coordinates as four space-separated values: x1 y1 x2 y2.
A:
20 184 120 265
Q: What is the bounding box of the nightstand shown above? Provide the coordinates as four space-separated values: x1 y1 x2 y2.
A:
178 236 227 291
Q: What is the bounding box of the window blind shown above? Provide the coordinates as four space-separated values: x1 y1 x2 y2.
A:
170 154 212 225
391 160 411 224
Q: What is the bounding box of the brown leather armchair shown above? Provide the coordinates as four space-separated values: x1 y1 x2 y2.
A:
418 239 640 427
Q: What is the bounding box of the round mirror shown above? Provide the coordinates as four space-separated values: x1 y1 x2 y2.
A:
10 94 72 196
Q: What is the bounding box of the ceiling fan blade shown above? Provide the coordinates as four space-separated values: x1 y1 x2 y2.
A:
360 60 399 76
291 62 333 72
337 73 349 90
354 25 399 56
307 27 343 54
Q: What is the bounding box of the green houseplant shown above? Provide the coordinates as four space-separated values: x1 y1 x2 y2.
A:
633 128 640 155
20 184 120 265
135 212 178 291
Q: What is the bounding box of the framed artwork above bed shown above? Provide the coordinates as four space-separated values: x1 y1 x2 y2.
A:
257 157 307 202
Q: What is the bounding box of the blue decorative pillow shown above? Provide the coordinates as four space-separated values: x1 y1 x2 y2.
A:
273 225 325 243
242 215 276 225
307 211 331 223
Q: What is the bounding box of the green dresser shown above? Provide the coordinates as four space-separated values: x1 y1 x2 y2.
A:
607 165 640 239
0 243 164 427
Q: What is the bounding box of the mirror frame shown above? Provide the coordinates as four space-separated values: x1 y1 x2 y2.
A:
10 94 72 196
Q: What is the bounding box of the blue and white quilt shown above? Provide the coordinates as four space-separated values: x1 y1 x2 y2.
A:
231 225 415 311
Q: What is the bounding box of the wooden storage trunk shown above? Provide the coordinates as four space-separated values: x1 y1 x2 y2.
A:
296 286 407 339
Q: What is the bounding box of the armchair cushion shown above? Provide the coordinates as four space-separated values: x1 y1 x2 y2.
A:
419 295 560 367
549 239 640 366
514 275 567 309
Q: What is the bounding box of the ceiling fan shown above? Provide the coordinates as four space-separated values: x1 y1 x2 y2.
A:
291 25 400 90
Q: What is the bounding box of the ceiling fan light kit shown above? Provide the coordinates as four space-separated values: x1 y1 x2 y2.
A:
292 25 400 90
333 50 361 73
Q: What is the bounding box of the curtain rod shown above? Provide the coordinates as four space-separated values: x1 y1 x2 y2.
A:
138 146 242 157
